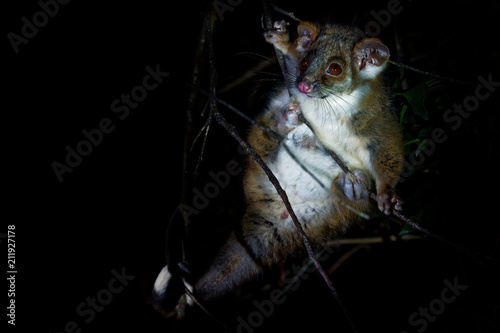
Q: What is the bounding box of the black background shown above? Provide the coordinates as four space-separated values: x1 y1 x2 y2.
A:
4 0 500 332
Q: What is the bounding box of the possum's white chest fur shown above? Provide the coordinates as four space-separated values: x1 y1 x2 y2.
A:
268 123 341 228
260 87 373 227
294 88 371 173
274 124 340 204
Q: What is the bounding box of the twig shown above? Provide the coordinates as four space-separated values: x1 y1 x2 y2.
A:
170 6 209 276
315 122 499 265
219 56 275 94
267 1 303 22
327 245 367 275
282 234 423 294
191 84 265 134
184 287 230 332
262 1 290 94
282 247 334 294
393 25 409 90
388 59 476 86
326 234 423 247
309 115 500 265
391 210 499 265
210 100 364 331
191 105 213 178
211 104 361 329
299 115 354 177
182 19 207 215
191 84 370 219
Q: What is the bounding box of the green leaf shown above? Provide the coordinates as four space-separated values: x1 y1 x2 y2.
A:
404 81 429 120
399 104 408 125
415 139 431 157
427 78 446 90
404 138 420 146
398 223 416 235
399 211 425 235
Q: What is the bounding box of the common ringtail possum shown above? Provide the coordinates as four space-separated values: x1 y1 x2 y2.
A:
153 20 404 310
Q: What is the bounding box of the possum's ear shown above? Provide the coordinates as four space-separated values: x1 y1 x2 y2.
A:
353 38 390 78
296 21 319 51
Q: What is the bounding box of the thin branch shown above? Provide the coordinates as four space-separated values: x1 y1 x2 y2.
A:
191 104 213 178
281 247 333 294
219 56 275 94
170 4 209 276
298 115 355 176
313 120 499 265
210 101 364 329
204 5 358 332
326 234 423 247
310 115 500 265
393 25 409 90
327 245 368 275
327 235 425 277
392 210 499 265
184 287 230 332
262 1 290 95
191 84 370 219
212 104 361 329
267 1 303 22
282 234 422 295
191 84 263 134
388 59 476 86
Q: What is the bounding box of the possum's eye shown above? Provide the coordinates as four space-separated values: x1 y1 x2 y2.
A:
326 62 342 76
300 55 310 70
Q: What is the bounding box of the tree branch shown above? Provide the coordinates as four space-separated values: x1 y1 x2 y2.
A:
267 1 303 22
219 55 275 94
327 245 368 275
309 120 499 265
262 1 290 94
190 84 370 219
388 59 476 86
191 104 213 178
204 4 358 332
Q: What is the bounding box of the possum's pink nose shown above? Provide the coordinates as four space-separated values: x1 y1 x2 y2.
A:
298 82 312 95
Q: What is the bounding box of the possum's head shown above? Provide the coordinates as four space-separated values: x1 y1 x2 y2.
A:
294 23 390 99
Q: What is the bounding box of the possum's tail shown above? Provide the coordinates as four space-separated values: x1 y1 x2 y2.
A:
152 264 193 315
152 231 265 314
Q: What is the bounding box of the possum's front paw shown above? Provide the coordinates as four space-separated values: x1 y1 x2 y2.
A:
264 20 290 52
278 103 301 129
335 170 370 201
376 185 403 215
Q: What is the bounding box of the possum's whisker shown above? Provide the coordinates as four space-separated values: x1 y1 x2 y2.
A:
233 51 274 61
255 71 284 78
